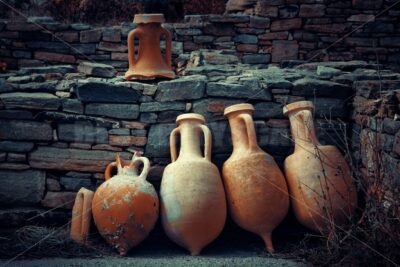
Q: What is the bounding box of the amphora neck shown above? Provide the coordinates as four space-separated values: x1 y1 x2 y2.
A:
284 102 320 151
224 104 260 153
177 119 204 159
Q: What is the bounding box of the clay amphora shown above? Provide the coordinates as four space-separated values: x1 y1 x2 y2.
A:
283 101 357 234
70 187 94 245
91 153 159 256
222 104 289 253
160 113 227 255
125 13 175 80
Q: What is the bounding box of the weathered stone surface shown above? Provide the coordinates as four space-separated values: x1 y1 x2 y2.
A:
253 102 283 119
34 51 76 64
0 163 30 170
41 191 76 209
145 123 176 157
102 27 121 42
304 23 349 34
12 80 59 93
256 122 291 154
0 170 45 205
0 80 14 93
18 65 75 75
192 98 242 121
98 41 127 52
29 146 130 172
76 82 141 103
242 54 271 64
272 40 299 63
85 103 139 119
7 152 26 162
156 75 206 102
203 23 235 36
77 62 117 78
0 141 34 152
140 113 158 123
189 50 239 65
0 120 52 141
0 110 33 120
352 0 382 9
383 118 400 135
271 18 302 31
299 4 326 17
80 29 102 43
60 176 93 192
355 80 400 99
312 98 349 118
47 178 61 191
233 34 258 44
109 135 147 147
58 123 108 144
140 102 186 112
158 111 184 123
35 111 119 128
292 78 353 98
0 92 61 110
62 99 83 114
207 82 271 100
295 61 371 71
279 5 299 18
109 128 130 135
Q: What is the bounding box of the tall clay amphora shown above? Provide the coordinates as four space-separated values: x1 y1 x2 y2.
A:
91 153 159 256
283 101 357 234
222 104 289 253
160 114 227 255
125 13 175 80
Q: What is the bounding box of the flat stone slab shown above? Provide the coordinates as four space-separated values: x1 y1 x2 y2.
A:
0 170 45 205
29 146 131 172
76 81 141 103
0 92 60 110
78 61 117 78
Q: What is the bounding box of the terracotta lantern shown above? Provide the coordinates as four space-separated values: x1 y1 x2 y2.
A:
283 101 357 234
222 104 289 253
125 13 175 80
160 113 227 255
70 153 159 256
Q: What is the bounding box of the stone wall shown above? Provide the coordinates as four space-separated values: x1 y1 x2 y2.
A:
1 60 399 227
352 78 400 209
1 0 400 71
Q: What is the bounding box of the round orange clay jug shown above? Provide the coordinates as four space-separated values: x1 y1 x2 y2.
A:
222 104 289 253
91 153 159 256
160 113 227 256
125 13 175 80
283 101 357 234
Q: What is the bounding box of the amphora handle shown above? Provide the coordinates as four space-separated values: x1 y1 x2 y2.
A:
170 127 180 162
199 124 212 161
105 153 150 180
239 113 258 151
130 152 151 180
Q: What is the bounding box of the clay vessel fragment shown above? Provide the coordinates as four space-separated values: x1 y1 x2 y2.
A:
222 103 289 253
283 101 357 233
125 13 175 80
70 187 94 245
91 153 159 256
160 113 227 255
